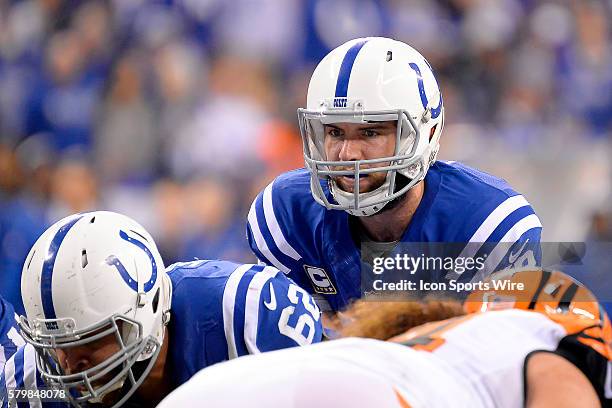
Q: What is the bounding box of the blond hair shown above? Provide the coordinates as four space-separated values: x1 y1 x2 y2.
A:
338 300 465 340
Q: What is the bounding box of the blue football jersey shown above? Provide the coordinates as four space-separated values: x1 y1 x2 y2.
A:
247 162 542 311
0 260 322 407
165 260 322 385
0 296 24 371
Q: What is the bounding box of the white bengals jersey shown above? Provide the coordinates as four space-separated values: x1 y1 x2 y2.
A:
157 309 580 408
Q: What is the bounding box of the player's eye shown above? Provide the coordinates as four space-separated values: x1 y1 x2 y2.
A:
363 129 379 138
327 128 342 138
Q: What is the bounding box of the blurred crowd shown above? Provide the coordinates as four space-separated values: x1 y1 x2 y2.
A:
1 0 611 314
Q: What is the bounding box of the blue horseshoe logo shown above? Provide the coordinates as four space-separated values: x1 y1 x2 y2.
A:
106 230 158 292
409 62 443 119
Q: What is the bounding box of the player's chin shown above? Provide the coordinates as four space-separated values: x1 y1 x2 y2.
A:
79 371 124 404
99 387 124 406
83 382 124 406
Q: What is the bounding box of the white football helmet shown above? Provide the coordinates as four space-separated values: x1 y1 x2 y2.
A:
298 37 444 216
19 211 172 407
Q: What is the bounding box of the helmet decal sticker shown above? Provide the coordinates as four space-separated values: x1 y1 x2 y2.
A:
40 215 84 320
334 39 370 100
106 230 158 292
408 62 442 119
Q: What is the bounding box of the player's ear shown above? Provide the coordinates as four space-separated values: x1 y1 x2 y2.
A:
524 351 600 408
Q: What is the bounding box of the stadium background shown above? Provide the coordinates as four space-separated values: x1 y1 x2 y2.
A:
0 0 610 315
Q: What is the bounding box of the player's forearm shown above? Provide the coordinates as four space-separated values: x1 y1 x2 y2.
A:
526 352 601 408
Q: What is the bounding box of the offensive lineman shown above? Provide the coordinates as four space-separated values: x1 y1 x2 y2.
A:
248 37 542 312
0 211 322 407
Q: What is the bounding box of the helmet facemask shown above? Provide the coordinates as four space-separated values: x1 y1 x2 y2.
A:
298 101 435 216
298 37 445 216
19 313 162 408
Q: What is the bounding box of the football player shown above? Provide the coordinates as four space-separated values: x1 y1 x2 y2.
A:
0 211 322 407
0 296 24 370
157 269 611 407
247 37 542 312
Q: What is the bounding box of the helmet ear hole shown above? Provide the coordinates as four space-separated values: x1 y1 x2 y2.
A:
81 249 88 268
152 288 160 314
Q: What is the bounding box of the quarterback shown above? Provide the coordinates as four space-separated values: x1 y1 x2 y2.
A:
0 211 322 407
157 269 612 407
247 37 542 311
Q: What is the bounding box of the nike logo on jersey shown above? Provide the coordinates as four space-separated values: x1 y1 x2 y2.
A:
264 282 277 311
508 240 529 265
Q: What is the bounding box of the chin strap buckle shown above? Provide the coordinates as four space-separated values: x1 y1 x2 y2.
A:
421 106 432 123
137 292 146 308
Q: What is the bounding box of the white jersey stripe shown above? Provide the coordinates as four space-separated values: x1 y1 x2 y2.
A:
243 267 280 355
3 355 16 406
6 328 24 349
471 214 542 281
263 184 301 261
222 264 256 359
247 199 291 274
457 195 530 260
467 195 530 243
23 346 42 408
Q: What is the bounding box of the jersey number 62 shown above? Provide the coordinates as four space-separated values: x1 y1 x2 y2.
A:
278 284 320 345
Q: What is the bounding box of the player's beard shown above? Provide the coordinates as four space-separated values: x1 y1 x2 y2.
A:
333 170 412 215
357 173 411 216
333 172 384 194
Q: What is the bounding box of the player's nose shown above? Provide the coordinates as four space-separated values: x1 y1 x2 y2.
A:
59 350 92 374
68 357 92 375
338 139 364 162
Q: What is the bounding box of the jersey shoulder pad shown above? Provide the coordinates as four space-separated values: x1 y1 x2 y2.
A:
167 259 243 281
438 161 517 195
432 162 541 238
247 169 323 274
432 162 542 274
273 168 315 199
168 260 246 321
